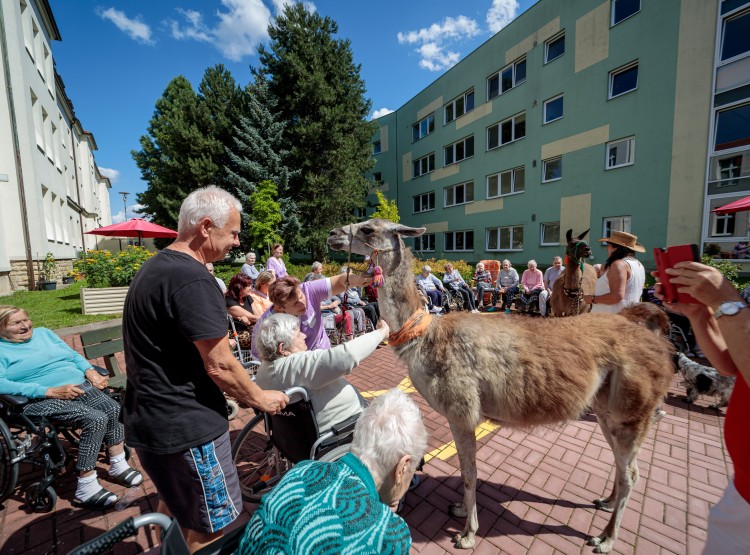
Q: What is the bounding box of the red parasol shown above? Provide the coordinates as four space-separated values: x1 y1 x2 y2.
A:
712 195 750 215
86 218 177 245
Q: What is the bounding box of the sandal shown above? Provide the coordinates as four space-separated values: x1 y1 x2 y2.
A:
72 487 118 510
109 467 143 487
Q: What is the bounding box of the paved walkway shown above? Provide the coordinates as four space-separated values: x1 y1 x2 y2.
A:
0 331 730 554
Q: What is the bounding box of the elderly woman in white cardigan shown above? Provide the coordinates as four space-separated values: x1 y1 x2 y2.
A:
253 313 389 433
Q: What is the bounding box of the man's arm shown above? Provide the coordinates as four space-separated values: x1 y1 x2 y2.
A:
194 336 288 413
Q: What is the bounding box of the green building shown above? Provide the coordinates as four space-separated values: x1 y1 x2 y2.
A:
368 0 749 271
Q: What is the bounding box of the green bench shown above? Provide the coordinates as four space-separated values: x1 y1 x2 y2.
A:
80 324 128 391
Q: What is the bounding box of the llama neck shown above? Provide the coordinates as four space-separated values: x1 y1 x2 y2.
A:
377 246 422 330
564 261 583 287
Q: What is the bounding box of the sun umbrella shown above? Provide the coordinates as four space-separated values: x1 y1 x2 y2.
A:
85 218 178 245
712 195 750 215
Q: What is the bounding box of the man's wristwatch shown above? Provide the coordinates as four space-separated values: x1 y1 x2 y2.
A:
713 301 748 319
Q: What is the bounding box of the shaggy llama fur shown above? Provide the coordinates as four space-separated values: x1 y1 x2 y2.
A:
549 229 598 317
676 352 735 409
328 219 674 553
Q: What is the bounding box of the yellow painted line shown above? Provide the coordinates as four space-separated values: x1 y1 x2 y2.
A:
360 376 416 398
424 420 501 462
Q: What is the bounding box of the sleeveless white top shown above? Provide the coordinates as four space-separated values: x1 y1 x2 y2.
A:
590 257 645 314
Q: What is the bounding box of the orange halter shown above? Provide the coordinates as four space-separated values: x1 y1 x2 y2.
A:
388 310 434 346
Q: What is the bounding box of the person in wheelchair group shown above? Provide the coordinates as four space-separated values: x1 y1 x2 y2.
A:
0 305 142 510
253 313 388 434
238 388 428 554
442 262 478 312
338 266 379 326
321 296 355 342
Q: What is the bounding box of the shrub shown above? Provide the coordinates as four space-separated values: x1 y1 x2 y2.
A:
74 247 154 288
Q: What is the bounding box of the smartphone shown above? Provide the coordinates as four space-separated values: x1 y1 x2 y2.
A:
653 244 701 304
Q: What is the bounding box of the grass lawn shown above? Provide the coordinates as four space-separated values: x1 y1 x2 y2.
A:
0 281 120 330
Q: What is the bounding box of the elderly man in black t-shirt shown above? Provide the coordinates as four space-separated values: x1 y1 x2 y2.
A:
122 186 288 553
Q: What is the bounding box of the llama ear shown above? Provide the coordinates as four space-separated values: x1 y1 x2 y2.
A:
394 224 426 238
566 229 573 243
576 229 590 241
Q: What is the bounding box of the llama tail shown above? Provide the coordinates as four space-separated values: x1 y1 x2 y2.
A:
619 302 670 336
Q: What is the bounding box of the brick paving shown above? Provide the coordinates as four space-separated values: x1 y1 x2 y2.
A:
0 329 730 554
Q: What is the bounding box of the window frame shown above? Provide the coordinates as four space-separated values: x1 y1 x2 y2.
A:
444 230 474 252
412 113 435 142
444 136 475 166
373 141 381 155
609 61 639 99
611 0 641 27
486 166 525 199
413 191 436 214
605 137 635 169
414 234 436 253
540 222 561 246
543 94 564 124
487 57 527 100
444 89 475 124
720 7 750 64
444 181 474 208
715 101 750 152
412 153 435 179
486 225 524 252
487 112 526 150
601 216 632 242
542 157 563 183
544 32 566 64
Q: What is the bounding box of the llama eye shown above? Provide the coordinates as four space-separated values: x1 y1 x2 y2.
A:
360 226 373 235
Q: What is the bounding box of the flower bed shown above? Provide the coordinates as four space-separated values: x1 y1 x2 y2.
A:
74 247 153 288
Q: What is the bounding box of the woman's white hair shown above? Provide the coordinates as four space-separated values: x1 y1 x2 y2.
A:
312 261 323 271
178 186 242 235
350 389 428 485
255 313 299 362
422 265 431 273
246 252 256 262
528 259 537 267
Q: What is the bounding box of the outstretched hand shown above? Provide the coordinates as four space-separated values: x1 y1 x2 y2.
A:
376 319 390 337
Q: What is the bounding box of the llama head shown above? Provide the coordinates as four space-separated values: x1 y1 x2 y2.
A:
564 228 592 262
327 219 426 257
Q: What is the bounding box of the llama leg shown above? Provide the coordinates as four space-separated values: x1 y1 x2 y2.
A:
593 417 618 511
447 422 478 549
588 423 645 554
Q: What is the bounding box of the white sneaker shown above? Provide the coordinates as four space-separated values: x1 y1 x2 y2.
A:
654 407 666 421
471 309 479 314
430 306 443 313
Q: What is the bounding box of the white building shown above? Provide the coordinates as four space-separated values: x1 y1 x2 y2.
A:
0 0 112 293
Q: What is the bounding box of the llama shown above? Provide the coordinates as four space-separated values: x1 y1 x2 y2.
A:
549 228 598 317
328 219 674 553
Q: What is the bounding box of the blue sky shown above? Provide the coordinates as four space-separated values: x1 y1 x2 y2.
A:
48 0 538 222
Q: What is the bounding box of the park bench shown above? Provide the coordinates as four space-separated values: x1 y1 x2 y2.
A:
80 324 128 391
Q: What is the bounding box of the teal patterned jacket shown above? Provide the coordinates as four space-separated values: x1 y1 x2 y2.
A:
238 453 411 554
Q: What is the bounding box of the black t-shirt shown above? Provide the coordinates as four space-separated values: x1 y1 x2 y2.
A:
226 296 253 332
122 249 228 453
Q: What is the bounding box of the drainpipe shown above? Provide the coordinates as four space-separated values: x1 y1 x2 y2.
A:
0 1 36 289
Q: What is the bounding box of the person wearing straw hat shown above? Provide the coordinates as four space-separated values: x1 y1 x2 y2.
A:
584 230 646 314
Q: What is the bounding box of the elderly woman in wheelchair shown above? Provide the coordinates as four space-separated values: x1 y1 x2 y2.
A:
0 305 141 510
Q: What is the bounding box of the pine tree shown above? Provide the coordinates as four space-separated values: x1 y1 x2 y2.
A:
258 4 377 260
370 190 400 223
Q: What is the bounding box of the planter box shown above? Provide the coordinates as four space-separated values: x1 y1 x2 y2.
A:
80 287 129 315
39 281 57 290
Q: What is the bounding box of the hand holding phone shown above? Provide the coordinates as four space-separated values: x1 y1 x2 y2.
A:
653 244 701 304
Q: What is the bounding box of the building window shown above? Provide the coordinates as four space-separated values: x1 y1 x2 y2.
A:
602 216 632 240
488 57 527 100
721 7 750 62
355 207 367 219
31 89 43 148
487 166 525 198
444 181 474 207
606 137 635 169
543 95 564 124
609 62 638 98
487 112 526 150
444 136 474 166
712 212 736 236
716 103 750 151
412 113 435 142
373 141 381 155
540 222 560 246
542 157 562 182
716 155 743 186
20 0 33 56
444 89 475 124
487 226 523 251
611 0 640 26
373 172 383 184
412 153 435 178
545 32 565 63
413 191 435 213
414 234 436 252
445 230 474 252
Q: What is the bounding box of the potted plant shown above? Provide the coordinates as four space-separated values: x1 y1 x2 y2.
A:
62 271 76 285
704 243 721 257
39 252 58 290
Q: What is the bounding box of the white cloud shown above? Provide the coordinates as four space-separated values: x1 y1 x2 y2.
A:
98 166 120 183
169 9 212 43
371 107 394 120
111 203 146 224
487 0 520 33
397 15 480 72
97 7 153 44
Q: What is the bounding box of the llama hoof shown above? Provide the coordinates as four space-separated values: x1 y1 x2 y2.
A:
593 497 615 512
448 502 468 518
587 534 614 553
452 532 476 549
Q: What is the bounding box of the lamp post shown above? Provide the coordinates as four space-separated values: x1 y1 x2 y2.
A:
119 192 130 250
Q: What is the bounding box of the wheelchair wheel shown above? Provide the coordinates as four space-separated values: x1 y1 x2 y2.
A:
24 482 57 512
316 444 351 463
231 414 291 502
226 399 240 421
0 419 19 505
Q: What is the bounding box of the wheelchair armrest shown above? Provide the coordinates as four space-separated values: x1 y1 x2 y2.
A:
329 413 360 436
0 393 31 407
92 365 110 377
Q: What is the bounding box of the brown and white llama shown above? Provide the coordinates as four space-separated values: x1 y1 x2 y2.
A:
328 219 673 553
549 228 598 317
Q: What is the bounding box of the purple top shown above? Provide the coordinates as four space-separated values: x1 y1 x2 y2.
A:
251 277 333 358
266 256 287 278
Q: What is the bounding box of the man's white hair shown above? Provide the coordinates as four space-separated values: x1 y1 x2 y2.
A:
255 313 300 362
178 186 242 235
350 389 428 485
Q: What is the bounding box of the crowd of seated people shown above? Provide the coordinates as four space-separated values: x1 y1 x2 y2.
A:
338 267 380 326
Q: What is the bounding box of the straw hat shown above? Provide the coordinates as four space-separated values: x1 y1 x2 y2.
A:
597 231 645 252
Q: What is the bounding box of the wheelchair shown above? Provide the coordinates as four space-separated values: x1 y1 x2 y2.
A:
227 316 261 420
0 368 130 512
323 309 374 346
443 288 465 312
231 386 358 502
